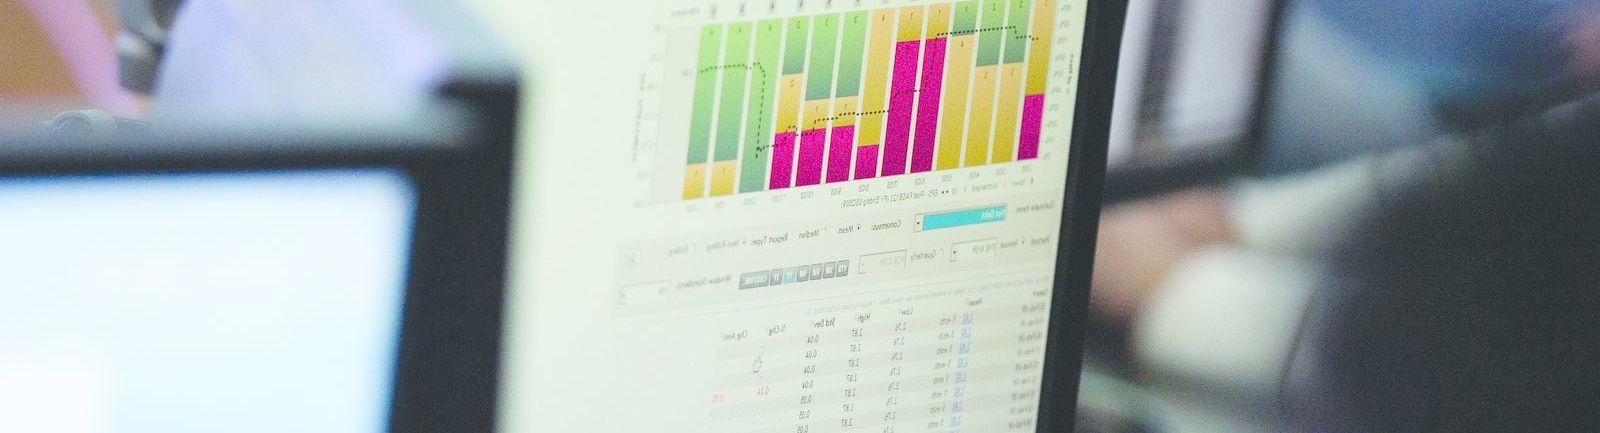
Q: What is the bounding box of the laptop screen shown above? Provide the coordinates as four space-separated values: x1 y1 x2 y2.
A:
494 0 1098 431
1108 0 1278 167
0 169 415 433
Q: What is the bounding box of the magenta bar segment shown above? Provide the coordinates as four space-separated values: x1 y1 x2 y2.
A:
828 126 856 183
795 129 826 186
854 144 881 180
910 37 947 173
769 132 797 189
882 40 921 177
1018 94 1045 160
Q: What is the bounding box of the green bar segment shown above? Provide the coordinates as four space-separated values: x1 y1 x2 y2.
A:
1003 0 1031 63
954 1 980 34
835 11 869 97
741 19 783 193
806 13 840 100
783 17 810 74
688 24 724 164
976 0 1006 66
715 22 752 161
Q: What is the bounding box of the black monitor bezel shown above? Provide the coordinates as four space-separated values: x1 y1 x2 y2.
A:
1037 0 1127 431
0 82 516 433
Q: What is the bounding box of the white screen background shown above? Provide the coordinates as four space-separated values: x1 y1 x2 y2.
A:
0 169 415 433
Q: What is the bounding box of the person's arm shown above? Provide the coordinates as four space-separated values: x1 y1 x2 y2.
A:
1134 157 1378 389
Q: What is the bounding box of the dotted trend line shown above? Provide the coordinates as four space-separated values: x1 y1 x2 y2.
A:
936 25 1043 46
801 108 894 129
695 62 773 159
936 24 1015 38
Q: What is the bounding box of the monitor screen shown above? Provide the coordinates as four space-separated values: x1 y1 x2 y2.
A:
0 169 415 433
491 0 1096 431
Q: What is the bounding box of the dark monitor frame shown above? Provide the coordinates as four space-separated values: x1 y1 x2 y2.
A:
0 1 1122 431
1038 0 1128 431
0 81 517 433
1100 0 1289 204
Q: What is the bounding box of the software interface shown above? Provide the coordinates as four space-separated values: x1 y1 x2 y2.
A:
0 170 414 433
498 0 1090 432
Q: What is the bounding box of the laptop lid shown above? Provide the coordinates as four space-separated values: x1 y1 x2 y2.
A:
1 1 525 431
477 0 1125 431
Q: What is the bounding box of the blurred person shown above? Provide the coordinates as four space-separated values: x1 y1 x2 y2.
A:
1293 94 1600 433
1084 0 1600 427
1 0 142 123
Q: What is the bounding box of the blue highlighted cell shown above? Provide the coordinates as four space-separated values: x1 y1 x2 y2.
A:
918 205 1007 231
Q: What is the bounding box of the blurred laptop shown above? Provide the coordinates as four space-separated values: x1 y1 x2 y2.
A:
1104 0 1285 202
0 1 517 432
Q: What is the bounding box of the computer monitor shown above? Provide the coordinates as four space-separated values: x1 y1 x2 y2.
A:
0 100 516 433
489 0 1125 431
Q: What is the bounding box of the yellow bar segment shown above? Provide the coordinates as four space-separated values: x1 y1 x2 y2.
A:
682 163 708 199
709 160 738 196
937 34 977 169
1025 0 1058 94
803 99 832 131
991 63 1024 162
897 6 926 42
964 66 998 166
858 9 897 146
833 96 860 128
776 75 805 133
926 4 952 38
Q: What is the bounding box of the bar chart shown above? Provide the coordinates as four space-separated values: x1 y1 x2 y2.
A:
679 0 1065 200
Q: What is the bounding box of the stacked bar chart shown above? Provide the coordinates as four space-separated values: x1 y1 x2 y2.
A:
680 0 1063 200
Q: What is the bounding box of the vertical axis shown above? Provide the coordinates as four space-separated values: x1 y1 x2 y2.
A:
881 6 925 177
770 16 809 190
937 1 982 170
740 19 784 193
797 13 841 187
1019 0 1057 160
963 0 1007 167
711 22 753 196
854 9 897 180
685 24 725 199
829 11 870 184
989 0 1031 164
910 4 952 173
